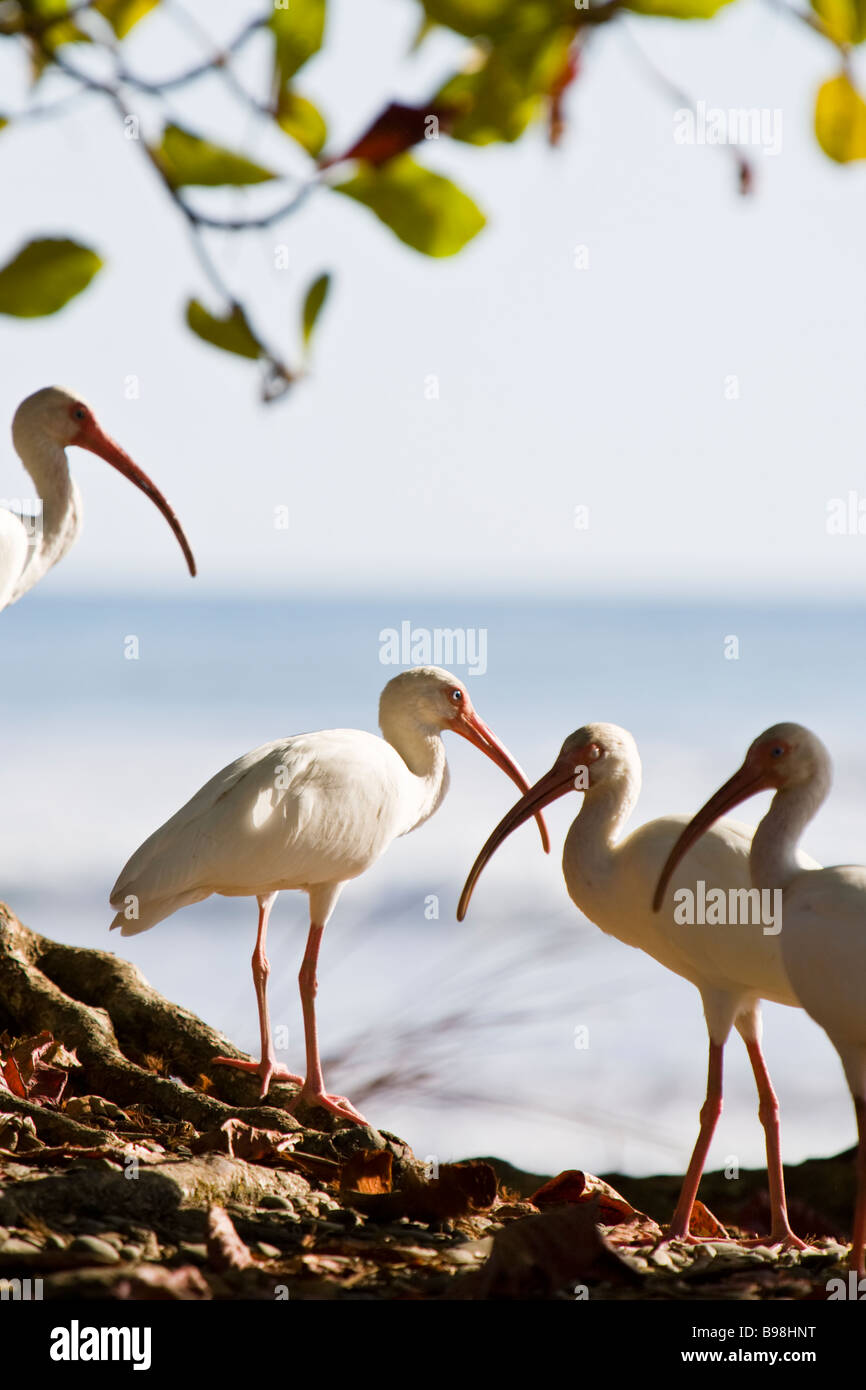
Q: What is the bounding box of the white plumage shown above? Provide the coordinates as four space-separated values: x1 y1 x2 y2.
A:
0 386 195 611
110 667 548 1123
460 722 818 1246
655 722 866 1274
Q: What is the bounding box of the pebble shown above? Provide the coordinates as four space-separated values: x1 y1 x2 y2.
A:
69 1235 121 1265
259 1194 293 1211
328 1209 362 1230
443 1245 487 1265
254 1242 282 1259
649 1248 681 1271
177 1243 208 1265
119 1245 140 1261
0 1237 42 1257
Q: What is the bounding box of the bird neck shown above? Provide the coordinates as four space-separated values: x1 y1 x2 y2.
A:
10 437 81 601
750 776 829 891
565 765 641 882
381 715 450 830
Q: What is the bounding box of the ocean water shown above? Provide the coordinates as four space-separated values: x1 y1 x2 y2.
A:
3 593 865 1181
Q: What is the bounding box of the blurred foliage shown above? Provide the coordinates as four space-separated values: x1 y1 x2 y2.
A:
334 154 486 255
154 124 277 188
815 72 866 160
0 238 102 316
0 0 859 397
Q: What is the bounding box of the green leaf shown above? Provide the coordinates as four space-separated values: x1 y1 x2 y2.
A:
94 0 160 38
810 0 866 41
333 154 485 257
815 73 866 163
270 0 326 82
155 124 276 188
22 0 92 44
420 0 516 36
0 238 102 317
625 0 736 14
185 300 263 360
301 272 330 346
276 89 327 157
438 27 571 145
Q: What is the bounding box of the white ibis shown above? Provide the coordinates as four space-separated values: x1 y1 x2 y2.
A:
654 722 866 1274
0 386 196 610
458 722 819 1246
110 666 549 1124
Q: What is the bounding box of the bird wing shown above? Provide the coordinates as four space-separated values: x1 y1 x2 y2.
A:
605 815 802 1008
0 509 31 612
110 728 408 918
782 866 866 1068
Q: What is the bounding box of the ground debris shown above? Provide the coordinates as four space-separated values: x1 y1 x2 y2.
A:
0 905 857 1301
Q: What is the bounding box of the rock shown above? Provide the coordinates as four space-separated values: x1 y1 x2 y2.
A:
443 1244 487 1265
0 1236 42 1257
330 1125 387 1158
259 1193 293 1211
69 1235 121 1265
0 1153 315 1228
254 1242 281 1258
328 1209 363 1230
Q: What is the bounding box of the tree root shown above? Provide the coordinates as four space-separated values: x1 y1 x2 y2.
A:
0 903 304 1138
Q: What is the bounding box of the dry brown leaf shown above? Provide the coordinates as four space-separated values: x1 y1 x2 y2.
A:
206 1204 254 1271
340 1147 393 1194
689 1199 730 1239
473 1199 638 1299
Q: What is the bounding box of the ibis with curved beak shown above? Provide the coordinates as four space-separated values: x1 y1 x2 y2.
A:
0 386 196 611
459 723 818 1246
654 722 866 1274
110 667 548 1124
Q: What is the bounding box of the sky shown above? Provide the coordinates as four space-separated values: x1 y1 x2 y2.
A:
0 0 864 599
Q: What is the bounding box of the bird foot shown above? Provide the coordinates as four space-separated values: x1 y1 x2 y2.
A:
211 1055 304 1097
288 1086 368 1126
741 1231 810 1252
663 1232 733 1247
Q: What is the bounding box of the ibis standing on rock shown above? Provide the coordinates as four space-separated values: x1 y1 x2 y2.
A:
653 723 866 1274
110 667 549 1124
458 723 819 1246
0 386 196 611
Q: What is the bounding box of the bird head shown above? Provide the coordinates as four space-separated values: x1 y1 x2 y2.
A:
378 666 549 852
651 721 831 912
12 386 98 451
455 721 639 921
11 386 196 577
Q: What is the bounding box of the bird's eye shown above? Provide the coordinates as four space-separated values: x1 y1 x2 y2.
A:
450 688 463 704
770 746 785 758
586 742 603 761
73 407 86 421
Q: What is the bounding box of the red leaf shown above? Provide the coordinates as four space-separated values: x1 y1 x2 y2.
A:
1 1056 27 1098
320 102 459 169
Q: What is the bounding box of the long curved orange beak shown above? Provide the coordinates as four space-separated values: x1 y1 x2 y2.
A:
457 745 580 921
651 758 773 912
452 707 550 855
75 417 197 577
